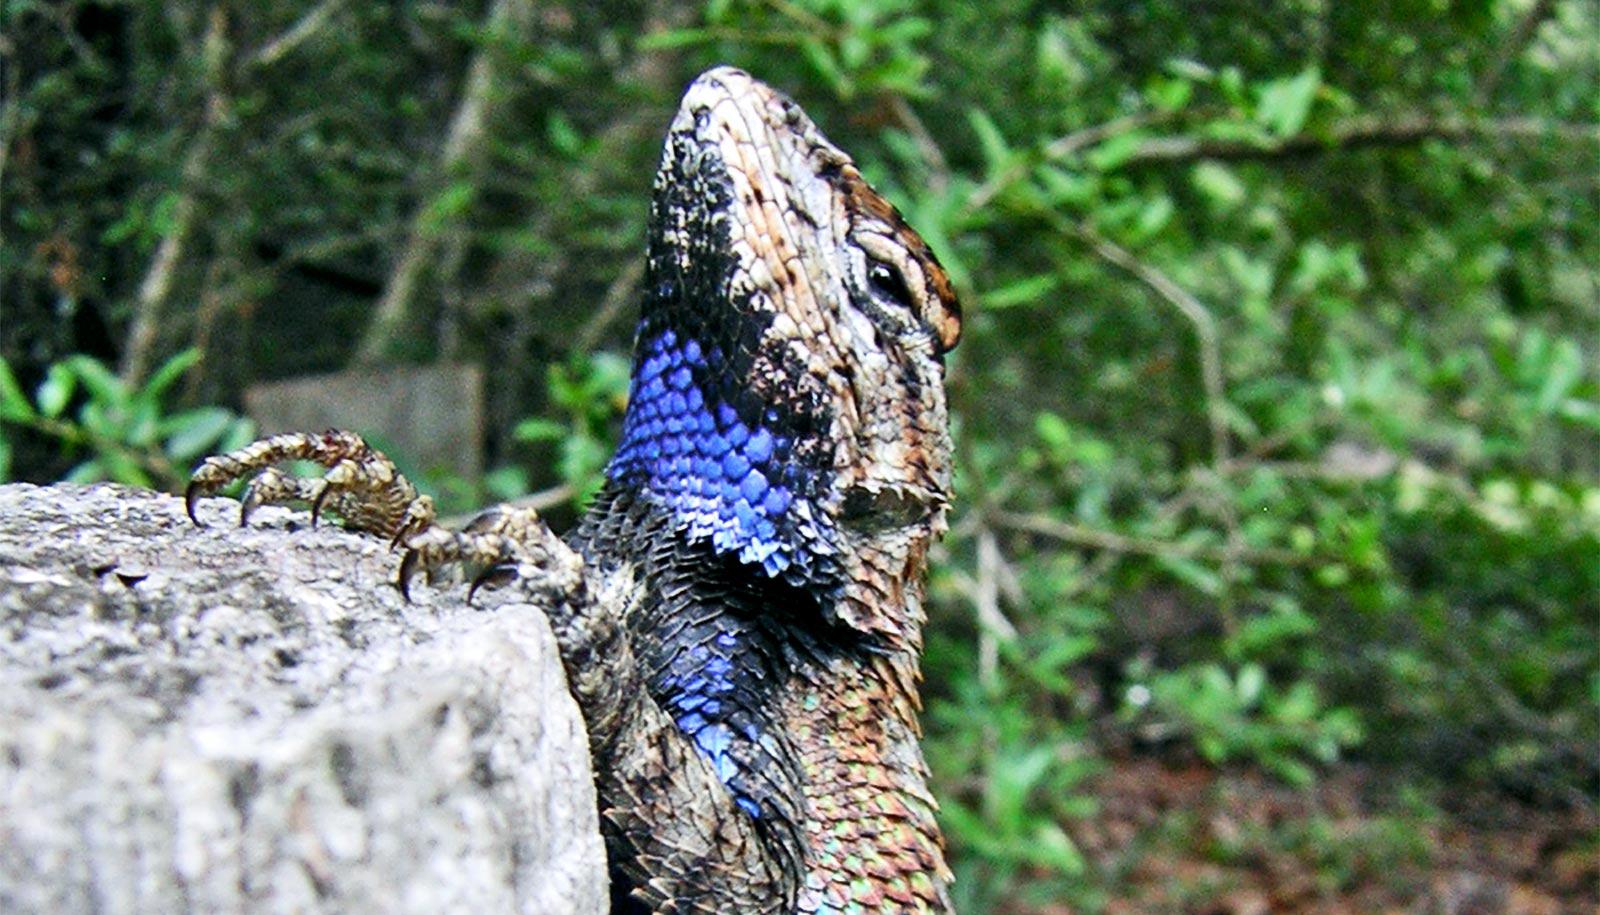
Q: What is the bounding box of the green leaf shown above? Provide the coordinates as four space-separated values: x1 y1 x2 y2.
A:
102 449 153 487
63 356 125 410
0 433 11 481
1036 165 1098 208
1315 563 1351 587
219 417 257 453
162 407 237 462
1166 58 1214 82
801 43 848 97
1157 554 1224 596
482 465 530 501
513 417 567 442
148 190 181 237
839 31 869 71
965 108 1012 174
1192 161 1246 210
546 110 582 158
982 273 1058 309
560 435 608 488
1146 75 1193 112
1558 399 1600 432
1028 823 1086 875
1267 758 1315 788
1218 66 1247 106
1536 339 1583 414
422 181 476 233
1236 663 1266 707
125 397 159 447
1255 66 1320 138
78 400 117 438
0 357 35 422
36 364 76 419
1085 130 1144 171
1132 194 1174 239
65 459 106 484
140 348 200 400
1034 412 1072 452
634 27 714 50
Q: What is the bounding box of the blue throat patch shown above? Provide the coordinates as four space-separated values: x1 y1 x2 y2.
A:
608 327 835 582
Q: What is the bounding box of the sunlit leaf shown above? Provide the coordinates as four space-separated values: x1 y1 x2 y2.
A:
140 348 199 400
162 407 237 461
0 357 35 422
36 364 76 419
982 273 1058 309
1255 66 1320 137
63 356 125 410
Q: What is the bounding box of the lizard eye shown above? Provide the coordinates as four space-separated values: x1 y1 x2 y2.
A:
867 260 916 312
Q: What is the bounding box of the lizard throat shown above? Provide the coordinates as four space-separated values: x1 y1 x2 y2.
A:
607 323 840 586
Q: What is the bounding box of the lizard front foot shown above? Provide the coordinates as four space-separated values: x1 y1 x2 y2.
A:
397 504 576 604
186 429 574 604
186 429 436 541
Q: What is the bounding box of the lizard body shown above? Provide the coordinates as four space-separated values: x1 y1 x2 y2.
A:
188 67 960 914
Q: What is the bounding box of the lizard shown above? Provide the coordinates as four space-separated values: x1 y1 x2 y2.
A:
186 66 962 914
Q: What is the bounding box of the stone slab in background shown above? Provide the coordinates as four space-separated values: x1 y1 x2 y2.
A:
0 482 606 915
245 363 484 478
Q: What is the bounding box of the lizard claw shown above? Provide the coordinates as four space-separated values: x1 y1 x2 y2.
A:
310 482 332 528
184 481 206 527
397 548 422 602
390 505 550 604
389 506 431 550
238 475 272 528
466 563 518 606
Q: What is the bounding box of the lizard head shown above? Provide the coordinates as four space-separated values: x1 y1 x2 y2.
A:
609 67 960 641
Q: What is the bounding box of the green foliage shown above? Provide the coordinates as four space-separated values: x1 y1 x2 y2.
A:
1124 661 1364 787
0 351 255 488
513 352 632 507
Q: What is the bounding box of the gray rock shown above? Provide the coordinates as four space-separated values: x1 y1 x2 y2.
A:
0 482 607 915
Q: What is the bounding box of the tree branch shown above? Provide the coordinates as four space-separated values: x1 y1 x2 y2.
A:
0 33 21 319
1475 0 1558 105
1066 220 1232 472
973 526 1019 691
1120 116 1598 168
574 258 645 353
994 510 1310 568
962 111 1168 217
249 0 348 69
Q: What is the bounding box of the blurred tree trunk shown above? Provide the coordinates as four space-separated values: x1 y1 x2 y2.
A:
356 0 534 365
119 7 231 387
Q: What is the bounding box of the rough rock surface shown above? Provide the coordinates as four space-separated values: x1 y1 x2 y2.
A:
0 482 607 915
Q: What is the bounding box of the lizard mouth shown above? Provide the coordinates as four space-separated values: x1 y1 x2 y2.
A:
838 484 943 533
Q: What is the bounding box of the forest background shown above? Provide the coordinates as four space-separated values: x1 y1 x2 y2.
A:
2 1 1596 910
